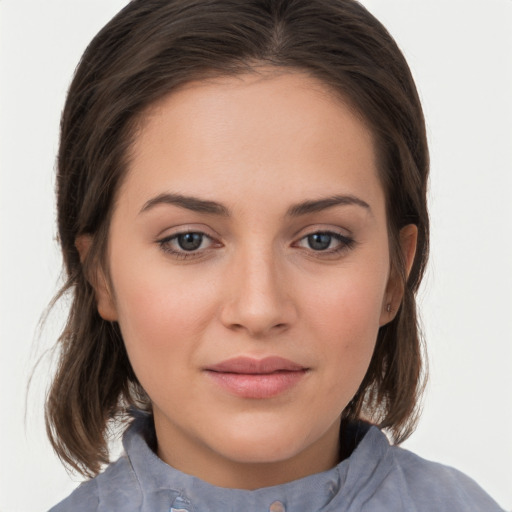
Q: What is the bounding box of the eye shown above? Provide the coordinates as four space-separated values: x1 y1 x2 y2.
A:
175 232 205 251
296 231 355 254
157 231 217 259
306 233 334 251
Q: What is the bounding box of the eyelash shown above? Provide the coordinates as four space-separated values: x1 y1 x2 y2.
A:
157 230 355 260
157 231 218 260
294 231 355 256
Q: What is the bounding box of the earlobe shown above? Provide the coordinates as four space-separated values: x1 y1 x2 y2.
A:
75 235 118 322
379 224 418 326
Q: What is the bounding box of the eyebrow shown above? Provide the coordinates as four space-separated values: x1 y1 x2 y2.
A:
286 195 371 216
139 192 370 217
140 193 230 216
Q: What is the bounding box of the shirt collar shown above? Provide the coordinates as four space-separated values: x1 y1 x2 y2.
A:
123 410 390 512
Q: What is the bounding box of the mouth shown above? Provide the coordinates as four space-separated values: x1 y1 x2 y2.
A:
204 356 309 399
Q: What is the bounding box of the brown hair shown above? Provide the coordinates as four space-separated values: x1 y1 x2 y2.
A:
47 0 429 477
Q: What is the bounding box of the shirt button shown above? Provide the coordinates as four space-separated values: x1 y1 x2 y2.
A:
170 496 190 512
269 501 286 512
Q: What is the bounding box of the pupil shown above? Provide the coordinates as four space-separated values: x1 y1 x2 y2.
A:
178 233 203 251
308 233 331 251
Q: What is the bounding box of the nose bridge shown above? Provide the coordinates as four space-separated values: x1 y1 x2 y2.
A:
221 241 295 336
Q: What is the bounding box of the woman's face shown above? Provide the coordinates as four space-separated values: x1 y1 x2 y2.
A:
97 70 402 488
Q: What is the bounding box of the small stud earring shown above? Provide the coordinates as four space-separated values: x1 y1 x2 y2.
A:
386 304 392 313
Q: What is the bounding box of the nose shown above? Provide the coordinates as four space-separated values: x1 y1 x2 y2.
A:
219 247 297 338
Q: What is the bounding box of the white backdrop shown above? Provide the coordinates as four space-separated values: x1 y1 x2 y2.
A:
1 1 511 510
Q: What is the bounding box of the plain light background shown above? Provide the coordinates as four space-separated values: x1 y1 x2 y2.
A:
1 1 511 510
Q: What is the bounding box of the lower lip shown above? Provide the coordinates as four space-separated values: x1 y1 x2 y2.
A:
205 370 308 399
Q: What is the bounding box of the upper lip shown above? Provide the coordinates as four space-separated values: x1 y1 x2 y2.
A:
205 356 307 374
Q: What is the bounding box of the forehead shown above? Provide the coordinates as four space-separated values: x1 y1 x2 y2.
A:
120 70 383 215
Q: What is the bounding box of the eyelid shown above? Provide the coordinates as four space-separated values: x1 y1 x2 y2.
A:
291 221 353 238
154 222 219 239
296 230 353 246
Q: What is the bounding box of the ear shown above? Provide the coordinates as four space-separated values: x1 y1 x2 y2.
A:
380 224 418 325
75 235 118 322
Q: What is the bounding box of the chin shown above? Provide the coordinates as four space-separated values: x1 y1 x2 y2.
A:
229 439 300 464
207 415 326 464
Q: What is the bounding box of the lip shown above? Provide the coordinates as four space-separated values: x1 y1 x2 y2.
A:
204 356 309 399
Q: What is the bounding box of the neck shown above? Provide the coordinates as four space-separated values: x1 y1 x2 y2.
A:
155 416 342 490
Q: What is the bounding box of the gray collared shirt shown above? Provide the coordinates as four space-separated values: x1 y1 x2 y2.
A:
50 413 504 511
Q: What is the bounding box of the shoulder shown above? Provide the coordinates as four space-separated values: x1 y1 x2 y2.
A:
48 454 141 512
49 478 99 512
386 440 504 511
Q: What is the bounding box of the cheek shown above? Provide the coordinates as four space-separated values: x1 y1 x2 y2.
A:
299 263 388 392
304 265 387 340
110 268 222 413
109 258 217 367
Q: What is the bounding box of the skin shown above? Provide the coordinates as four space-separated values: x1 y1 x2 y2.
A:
81 69 417 489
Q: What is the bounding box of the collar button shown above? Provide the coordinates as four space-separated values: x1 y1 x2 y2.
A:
269 500 286 512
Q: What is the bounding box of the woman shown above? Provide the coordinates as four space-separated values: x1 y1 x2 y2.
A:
45 0 504 510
